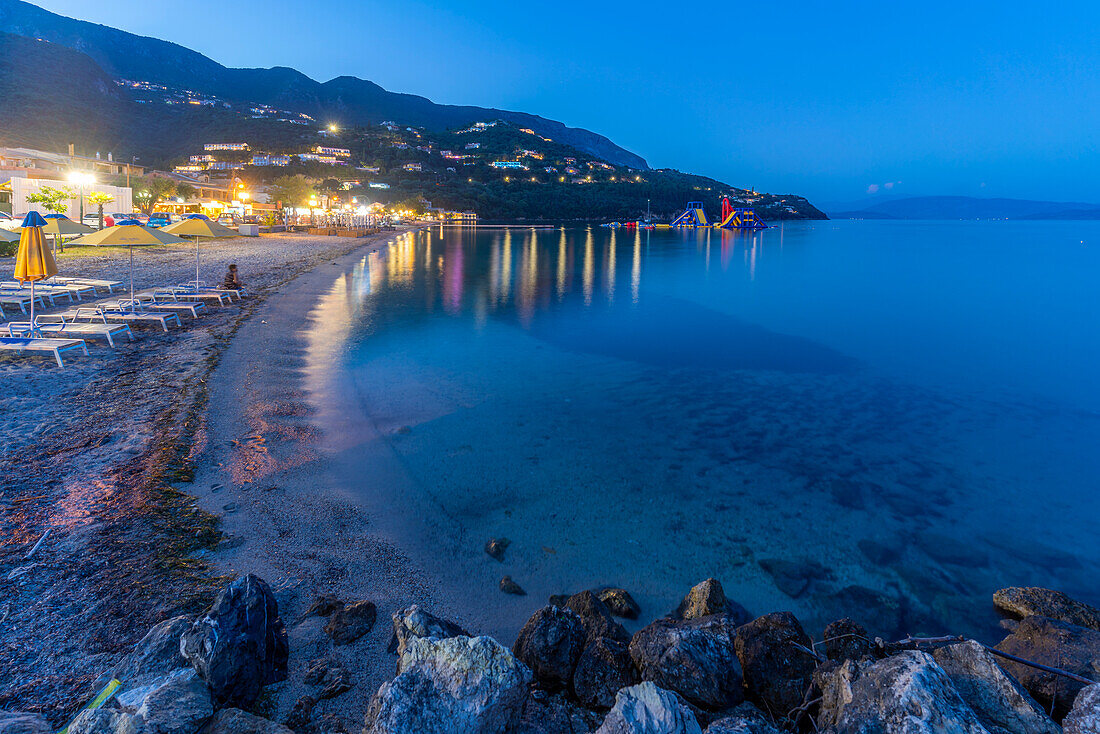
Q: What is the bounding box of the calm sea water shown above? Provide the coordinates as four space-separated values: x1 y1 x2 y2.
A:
309 221 1100 641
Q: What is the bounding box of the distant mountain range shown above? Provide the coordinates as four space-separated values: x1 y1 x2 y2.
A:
831 196 1100 220
0 0 646 168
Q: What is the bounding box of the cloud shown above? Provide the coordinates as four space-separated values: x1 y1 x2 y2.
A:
884 181 895 190
867 184 880 194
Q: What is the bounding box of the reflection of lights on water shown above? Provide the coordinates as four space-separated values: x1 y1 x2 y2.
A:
583 229 594 306
606 229 616 303
632 230 641 304
556 230 567 300
501 230 512 302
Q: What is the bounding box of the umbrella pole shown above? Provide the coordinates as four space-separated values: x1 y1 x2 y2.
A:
30 279 35 333
196 237 200 287
129 244 135 312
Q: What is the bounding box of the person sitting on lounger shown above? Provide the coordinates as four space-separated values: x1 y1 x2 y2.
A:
221 264 243 290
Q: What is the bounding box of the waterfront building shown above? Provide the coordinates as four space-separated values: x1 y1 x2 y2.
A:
204 143 250 151
252 155 291 167
491 161 527 169
403 163 423 172
314 146 351 158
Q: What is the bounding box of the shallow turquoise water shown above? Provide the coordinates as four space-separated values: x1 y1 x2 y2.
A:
318 221 1100 640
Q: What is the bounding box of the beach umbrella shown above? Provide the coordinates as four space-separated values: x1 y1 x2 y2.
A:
68 220 186 309
35 213 94 254
14 211 57 331
161 214 238 287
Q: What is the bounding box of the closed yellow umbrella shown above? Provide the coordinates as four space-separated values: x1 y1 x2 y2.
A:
161 215 238 287
14 211 57 329
68 219 186 307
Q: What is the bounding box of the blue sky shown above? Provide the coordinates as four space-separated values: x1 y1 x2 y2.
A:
35 0 1100 204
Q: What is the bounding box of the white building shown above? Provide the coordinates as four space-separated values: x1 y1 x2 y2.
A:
6 177 132 218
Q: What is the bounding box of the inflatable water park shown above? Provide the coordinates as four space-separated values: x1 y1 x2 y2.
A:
671 197 768 229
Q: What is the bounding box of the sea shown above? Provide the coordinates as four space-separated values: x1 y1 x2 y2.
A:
301 221 1100 641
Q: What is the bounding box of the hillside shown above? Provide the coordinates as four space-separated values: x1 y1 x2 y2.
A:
0 0 646 168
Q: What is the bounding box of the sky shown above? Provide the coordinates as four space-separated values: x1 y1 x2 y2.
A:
32 0 1100 204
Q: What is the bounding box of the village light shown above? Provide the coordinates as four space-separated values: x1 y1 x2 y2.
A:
67 171 95 221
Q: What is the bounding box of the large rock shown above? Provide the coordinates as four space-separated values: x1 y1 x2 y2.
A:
703 706 783 734
513 690 600 734
0 712 51 734
732 612 815 718
595 682 703 734
324 600 376 645
994 615 1100 718
994 588 1100 632
66 708 128 734
629 616 743 710
129 669 215 734
387 605 469 656
364 635 532 734
1065 684 1100 734
180 574 289 709
573 637 640 710
512 606 587 689
599 589 641 620
202 708 295 734
932 640 1059 734
566 591 631 643
822 618 875 663
672 579 750 625
815 651 987 733
112 616 192 685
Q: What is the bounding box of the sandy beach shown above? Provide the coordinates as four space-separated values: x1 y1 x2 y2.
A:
0 231 400 723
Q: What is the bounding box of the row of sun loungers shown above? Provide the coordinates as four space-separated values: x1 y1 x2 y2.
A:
0 280 242 367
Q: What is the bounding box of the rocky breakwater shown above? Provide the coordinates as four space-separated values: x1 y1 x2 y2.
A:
9 579 1100 734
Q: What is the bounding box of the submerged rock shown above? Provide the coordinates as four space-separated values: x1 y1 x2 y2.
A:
180 574 289 709
756 559 831 599
0 711 51 734
599 588 641 620
995 615 1100 718
364 636 531 734
485 538 510 562
630 616 743 709
932 639 1058 734
204 708 295 734
566 591 630 643
387 604 469 656
994 587 1100 632
1064 684 1100 734
501 576 526 596
672 579 749 625
302 594 343 619
816 651 986 733
595 682 703 734
573 637 640 710
324 600 376 645
733 612 816 718
512 606 587 690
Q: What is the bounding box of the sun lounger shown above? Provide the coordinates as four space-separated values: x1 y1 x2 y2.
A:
48 276 125 294
0 336 88 368
115 297 206 319
62 305 182 332
0 293 41 313
149 287 233 306
18 317 135 347
0 285 70 306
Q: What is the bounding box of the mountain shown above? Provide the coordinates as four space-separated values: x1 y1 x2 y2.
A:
0 0 647 169
831 196 1100 220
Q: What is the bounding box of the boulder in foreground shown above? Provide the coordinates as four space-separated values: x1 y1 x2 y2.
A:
595 682 703 734
364 635 531 734
672 579 750 625
994 615 1100 719
388 604 469 656
816 650 988 733
733 612 815 718
180 574 289 709
630 616 743 709
1064 683 1100 734
994 587 1100 632
512 606 587 690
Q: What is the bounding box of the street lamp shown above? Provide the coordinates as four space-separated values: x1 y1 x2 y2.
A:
67 171 95 221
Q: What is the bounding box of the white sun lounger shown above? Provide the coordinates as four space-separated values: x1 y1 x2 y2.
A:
115 297 206 319
0 293 42 313
62 306 182 332
0 336 88 368
0 286 70 306
15 317 135 347
48 276 125 294
149 288 233 306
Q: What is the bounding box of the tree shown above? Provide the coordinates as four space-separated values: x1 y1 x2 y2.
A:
133 177 177 215
25 185 73 215
176 183 197 202
86 192 115 229
266 174 315 219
